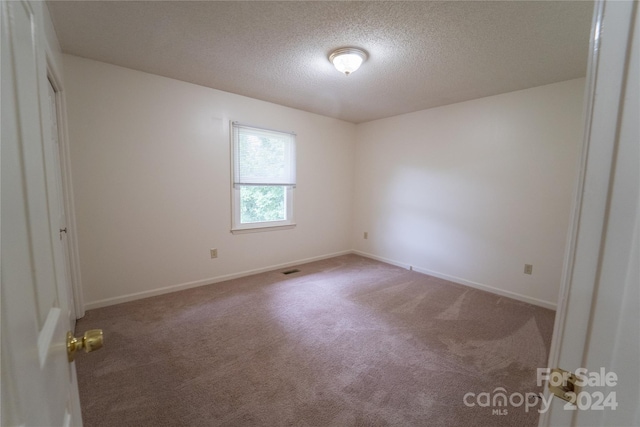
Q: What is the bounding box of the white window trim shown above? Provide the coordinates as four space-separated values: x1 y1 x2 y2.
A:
231 223 296 235
230 121 296 233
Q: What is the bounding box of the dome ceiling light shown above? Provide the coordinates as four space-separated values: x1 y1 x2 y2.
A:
329 47 368 76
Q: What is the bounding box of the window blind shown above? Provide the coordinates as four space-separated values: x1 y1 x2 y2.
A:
232 122 296 187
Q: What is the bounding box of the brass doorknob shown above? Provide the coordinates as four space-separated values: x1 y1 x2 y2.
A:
67 329 104 362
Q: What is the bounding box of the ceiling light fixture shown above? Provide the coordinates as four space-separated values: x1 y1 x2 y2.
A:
329 47 368 76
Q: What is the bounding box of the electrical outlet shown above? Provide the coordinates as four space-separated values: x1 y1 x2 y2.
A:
524 264 533 275
210 248 218 259
364 232 368 239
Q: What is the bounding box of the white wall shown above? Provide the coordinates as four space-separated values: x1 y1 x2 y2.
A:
352 79 585 308
63 55 356 308
65 53 583 310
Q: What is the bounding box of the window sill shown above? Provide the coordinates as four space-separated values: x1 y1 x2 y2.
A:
231 223 297 235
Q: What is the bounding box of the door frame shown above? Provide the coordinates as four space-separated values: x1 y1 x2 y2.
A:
544 0 603 383
45 45 85 320
539 0 638 424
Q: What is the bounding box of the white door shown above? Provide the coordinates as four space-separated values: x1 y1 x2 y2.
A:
1 1 83 425
540 0 639 425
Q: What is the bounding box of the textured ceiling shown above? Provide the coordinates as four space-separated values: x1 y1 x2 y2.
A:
48 1 594 123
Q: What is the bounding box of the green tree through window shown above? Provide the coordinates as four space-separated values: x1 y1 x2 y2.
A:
240 186 285 223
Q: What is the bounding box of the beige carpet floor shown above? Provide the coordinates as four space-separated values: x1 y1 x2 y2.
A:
76 254 555 426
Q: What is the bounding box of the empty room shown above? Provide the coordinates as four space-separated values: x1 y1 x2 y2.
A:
2 1 639 426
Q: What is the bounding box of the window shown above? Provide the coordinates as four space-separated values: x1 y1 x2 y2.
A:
231 122 296 232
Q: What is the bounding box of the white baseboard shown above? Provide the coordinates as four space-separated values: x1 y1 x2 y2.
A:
85 249 557 311
352 250 557 310
84 250 352 310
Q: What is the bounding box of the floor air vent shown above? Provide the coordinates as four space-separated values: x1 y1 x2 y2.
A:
282 269 300 275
